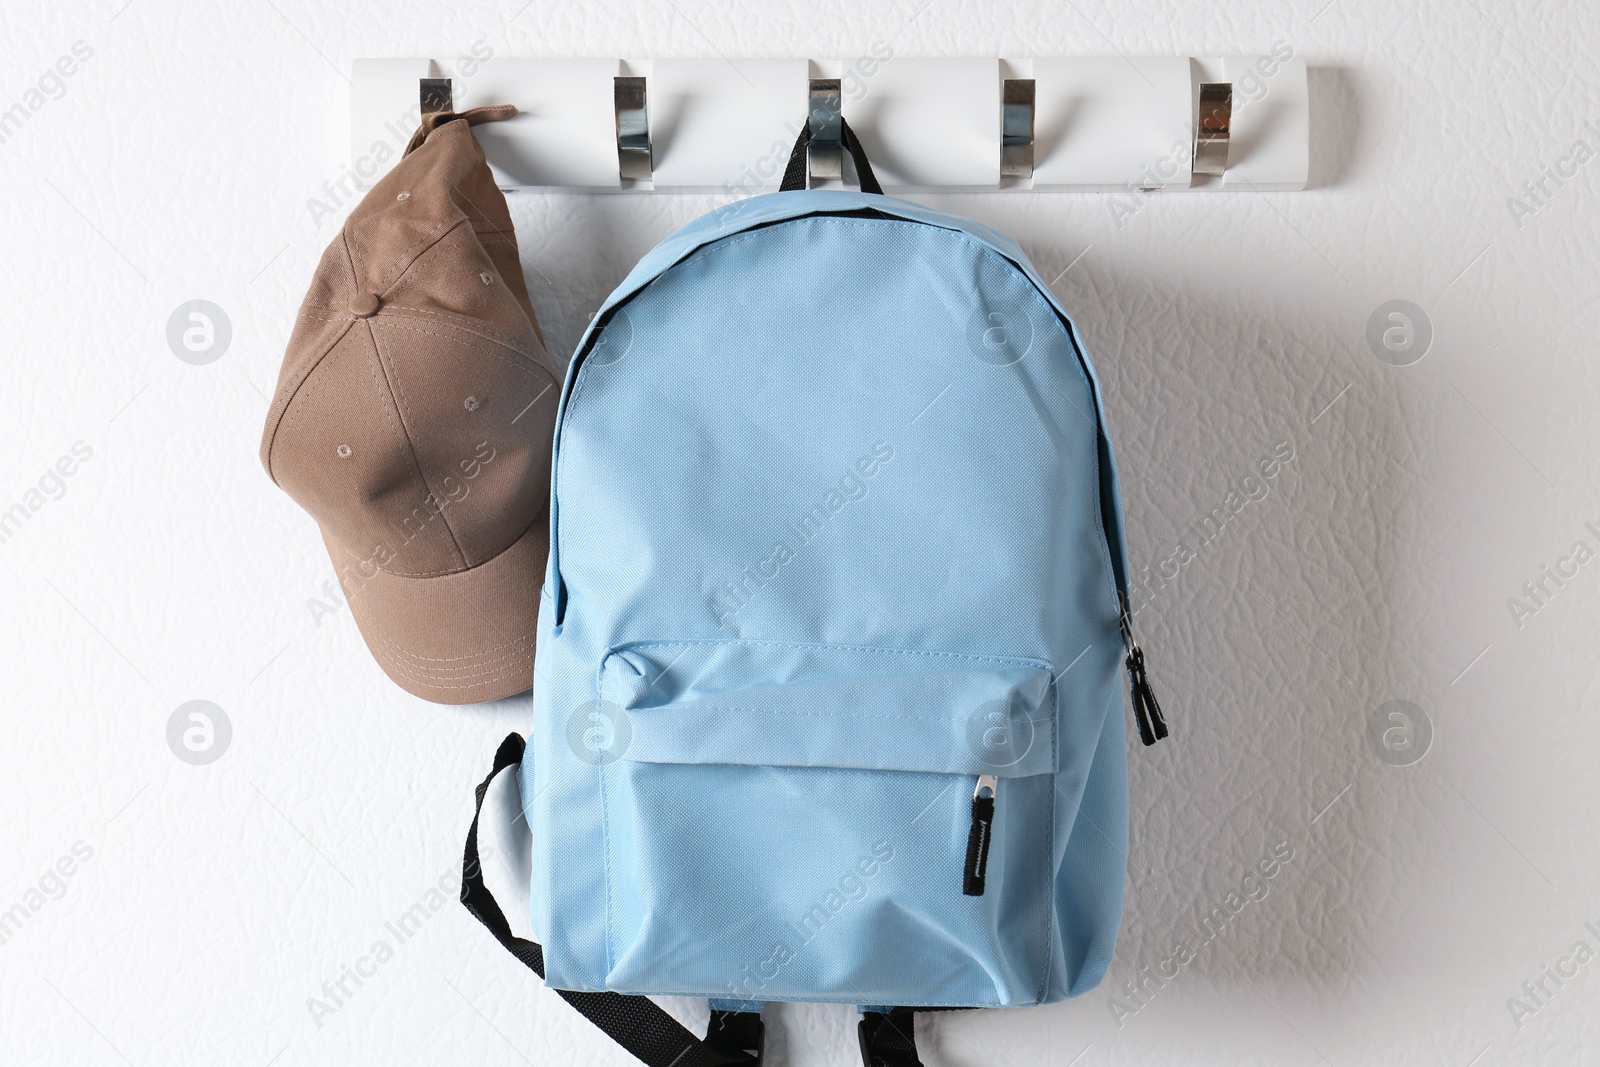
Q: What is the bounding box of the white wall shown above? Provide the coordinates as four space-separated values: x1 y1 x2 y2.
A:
2 2 1596 1064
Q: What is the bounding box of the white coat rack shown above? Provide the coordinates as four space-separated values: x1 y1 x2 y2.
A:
350 55 1309 193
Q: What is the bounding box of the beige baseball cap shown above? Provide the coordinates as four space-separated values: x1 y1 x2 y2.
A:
260 105 559 704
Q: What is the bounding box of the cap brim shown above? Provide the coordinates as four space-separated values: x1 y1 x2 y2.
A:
321 520 547 705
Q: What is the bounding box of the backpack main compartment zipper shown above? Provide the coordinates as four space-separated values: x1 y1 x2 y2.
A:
1119 598 1170 746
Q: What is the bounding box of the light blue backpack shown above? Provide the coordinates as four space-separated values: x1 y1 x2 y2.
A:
462 120 1169 1067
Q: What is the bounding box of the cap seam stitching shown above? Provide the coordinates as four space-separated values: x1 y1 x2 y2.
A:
374 213 472 303
265 317 358 486
262 233 365 484
378 658 526 689
302 298 536 358
366 318 556 392
368 632 535 668
349 206 462 296
433 170 551 358
370 639 530 684
365 302 547 364
341 510 545 579
360 318 472 569
374 643 532 672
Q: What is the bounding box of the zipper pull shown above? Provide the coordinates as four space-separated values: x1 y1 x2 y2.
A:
1120 597 1169 746
1125 645 1169 746
963 775 997 896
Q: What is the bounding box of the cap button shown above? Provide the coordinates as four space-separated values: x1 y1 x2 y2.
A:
350 293 381 318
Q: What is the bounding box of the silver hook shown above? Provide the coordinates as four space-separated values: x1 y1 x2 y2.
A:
420 77 453 118
1000 79 1035 179
614 76 652 181
1193 82 1232 177
807 78 842 184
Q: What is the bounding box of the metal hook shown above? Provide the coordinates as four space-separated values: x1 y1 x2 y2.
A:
420 77 453 118
807 78 842 184
615 76 652 181
1193 81 1232 177
1001 79 1035 179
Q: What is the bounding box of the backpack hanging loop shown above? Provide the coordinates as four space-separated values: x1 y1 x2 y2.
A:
779 108 883 193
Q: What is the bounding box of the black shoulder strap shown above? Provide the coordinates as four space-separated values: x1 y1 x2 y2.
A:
779 116 884 194
858 1008 924 1067
461 733 763 1067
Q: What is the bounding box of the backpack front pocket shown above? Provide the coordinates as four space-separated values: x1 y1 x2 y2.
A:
590 638 1060 1007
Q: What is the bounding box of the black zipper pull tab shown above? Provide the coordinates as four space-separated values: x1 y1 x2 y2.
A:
1120 597 1170 746
963 775 996 896
1125 644 1169 746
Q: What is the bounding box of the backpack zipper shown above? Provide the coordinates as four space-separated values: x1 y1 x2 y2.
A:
965 611 1166 898
1120 599 1169 746
963 774 997 896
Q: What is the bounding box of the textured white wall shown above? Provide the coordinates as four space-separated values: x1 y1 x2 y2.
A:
3 1 1596 1064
